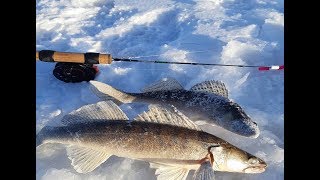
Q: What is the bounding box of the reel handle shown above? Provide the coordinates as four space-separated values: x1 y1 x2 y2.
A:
36 50 112 64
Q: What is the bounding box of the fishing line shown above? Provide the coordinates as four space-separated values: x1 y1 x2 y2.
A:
113 57 284 71
127 50 213 59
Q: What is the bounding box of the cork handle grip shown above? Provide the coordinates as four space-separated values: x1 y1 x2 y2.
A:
36 50 112 64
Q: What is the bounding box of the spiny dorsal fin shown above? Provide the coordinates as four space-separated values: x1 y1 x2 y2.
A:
190 80 228 98
150 163 189 180
61 101 128 125
134 105 201 131
66 145 112 173
141 77 184 93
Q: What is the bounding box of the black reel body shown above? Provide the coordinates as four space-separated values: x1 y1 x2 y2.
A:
53 62 98 83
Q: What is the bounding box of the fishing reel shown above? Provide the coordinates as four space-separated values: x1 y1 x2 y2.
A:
53 62 98 83
36 50 112 83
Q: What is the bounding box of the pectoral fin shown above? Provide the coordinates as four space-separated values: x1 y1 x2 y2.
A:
66 145 112 173
150 163 190 180
193 161 215 180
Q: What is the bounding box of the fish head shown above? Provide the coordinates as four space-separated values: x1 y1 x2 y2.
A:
224 147 267 173
214 101 260 138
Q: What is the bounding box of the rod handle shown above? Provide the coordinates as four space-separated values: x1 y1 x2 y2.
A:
36 50 112 64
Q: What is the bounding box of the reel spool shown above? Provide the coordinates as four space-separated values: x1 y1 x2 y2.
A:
53 62 98 83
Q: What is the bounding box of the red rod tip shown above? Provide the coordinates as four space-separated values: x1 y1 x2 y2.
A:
258 67 270 71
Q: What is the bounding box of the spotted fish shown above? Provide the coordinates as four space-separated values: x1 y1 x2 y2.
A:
89 78 260 138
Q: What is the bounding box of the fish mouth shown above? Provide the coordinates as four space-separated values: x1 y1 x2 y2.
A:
243 163 267 173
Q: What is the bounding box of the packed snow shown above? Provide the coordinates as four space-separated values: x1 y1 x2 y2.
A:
36 0 284 179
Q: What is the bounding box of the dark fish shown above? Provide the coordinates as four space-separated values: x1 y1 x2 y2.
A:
90 78 260 138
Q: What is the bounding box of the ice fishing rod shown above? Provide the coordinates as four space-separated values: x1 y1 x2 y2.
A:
36 50 284 83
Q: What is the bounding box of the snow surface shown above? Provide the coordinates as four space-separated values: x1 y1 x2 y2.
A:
36 0 284 179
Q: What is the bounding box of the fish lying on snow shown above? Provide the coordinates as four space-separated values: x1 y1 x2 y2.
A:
36 101 266 179
89 78 260 138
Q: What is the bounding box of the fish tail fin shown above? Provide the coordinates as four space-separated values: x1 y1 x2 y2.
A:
89 81 135 104
36 136 42 147
36 130 44 147
36 127 48 148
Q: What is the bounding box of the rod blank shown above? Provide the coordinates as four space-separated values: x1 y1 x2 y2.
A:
36 50 283 69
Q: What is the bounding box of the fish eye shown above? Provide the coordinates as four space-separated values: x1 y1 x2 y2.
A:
248 158 258 164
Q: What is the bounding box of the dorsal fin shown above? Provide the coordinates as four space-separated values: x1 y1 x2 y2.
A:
61 101 128 125
141 77 184 93
190 80 228 98
134 105 201 131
